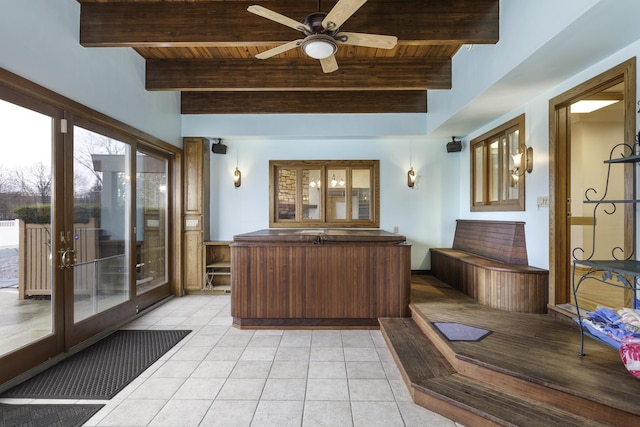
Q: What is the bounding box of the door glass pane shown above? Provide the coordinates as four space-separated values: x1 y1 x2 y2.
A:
488 139 499 202
73 127 130 323
500 136 508 201
351 169 370 220
0 100 53 356
473 144 484 204
277 168 297 220
136 151 168 294
327 168 346 220
302 169 321 220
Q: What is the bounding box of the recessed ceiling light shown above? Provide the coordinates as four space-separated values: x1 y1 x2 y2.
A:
570 100 619 114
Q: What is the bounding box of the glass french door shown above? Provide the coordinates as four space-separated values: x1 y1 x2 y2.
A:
70 124 132 328
135 150 169 295
65 118 172 347
0 87 64 385
0 87 173 384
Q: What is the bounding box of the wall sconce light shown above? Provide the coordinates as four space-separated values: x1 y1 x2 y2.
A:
511 144 533 178
407 167 416 188
233 167 241 188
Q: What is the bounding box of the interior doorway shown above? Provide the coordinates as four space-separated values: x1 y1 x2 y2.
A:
549 58 636 312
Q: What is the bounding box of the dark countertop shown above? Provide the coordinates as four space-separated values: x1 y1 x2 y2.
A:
232 229 406 244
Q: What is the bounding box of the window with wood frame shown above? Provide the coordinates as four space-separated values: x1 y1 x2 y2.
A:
471 114 526 211
269 160 379 228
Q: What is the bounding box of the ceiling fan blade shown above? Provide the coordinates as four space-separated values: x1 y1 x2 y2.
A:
322 0 368 31
320 55 339 73
256 40 303 59
336 32 397 49
247 5 311 33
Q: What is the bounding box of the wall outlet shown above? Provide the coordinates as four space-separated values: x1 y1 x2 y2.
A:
537 196 549 208
393 226 399 233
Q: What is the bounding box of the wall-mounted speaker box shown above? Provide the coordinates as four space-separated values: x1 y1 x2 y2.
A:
446 140 462 153
212 142 227 154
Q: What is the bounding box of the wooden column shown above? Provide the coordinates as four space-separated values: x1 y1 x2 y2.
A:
182 137 209 293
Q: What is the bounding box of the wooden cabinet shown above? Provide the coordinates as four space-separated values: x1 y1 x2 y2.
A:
231 229 411 327
182 137 209 293
204 241 232 294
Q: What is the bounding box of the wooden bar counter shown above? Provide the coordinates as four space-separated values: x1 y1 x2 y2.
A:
231 229 411 328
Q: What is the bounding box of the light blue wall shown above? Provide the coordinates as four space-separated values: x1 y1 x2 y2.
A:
447 0 640 269
201 136 459 270
428 0 640 141
0 0 181 146
183 0 640 270
181 114 447 269
182 114 427 138
5 0 640 270
459 38 640 269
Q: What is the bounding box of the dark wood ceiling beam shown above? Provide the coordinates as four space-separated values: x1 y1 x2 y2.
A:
146 58 451 91
181 91 427 114
79 0 499 47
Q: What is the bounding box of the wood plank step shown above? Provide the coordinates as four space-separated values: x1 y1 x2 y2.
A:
380 317 609 427
411 305 640 420
421 375 606 427
408 278 640 427
378 317 455 382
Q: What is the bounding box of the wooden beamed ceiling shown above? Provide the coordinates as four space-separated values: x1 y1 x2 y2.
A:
77 0 500 114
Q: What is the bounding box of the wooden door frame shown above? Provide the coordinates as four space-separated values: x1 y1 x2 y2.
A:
549 58 636 307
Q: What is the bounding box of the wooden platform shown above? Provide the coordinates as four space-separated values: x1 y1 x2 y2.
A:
380 275 640 427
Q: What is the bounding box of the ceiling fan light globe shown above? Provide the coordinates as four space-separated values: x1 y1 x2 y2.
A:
302 35 337 59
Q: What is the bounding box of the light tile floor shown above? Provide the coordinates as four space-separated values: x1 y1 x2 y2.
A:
2 295 464 427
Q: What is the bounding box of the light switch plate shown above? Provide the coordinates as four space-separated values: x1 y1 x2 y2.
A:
537 196 549 208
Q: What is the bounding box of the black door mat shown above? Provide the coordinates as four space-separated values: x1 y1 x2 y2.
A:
0 403 104 427
1 329 191 400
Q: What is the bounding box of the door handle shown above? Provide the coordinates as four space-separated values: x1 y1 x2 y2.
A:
58 248 76 269
68 248 77 267
59 249 70 269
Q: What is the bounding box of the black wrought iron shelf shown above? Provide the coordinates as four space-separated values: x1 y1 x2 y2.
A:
604 154 640 164
583 199 640 204
574 259 640 276
572 259 640 357
582 330 619 351
571 142 640 357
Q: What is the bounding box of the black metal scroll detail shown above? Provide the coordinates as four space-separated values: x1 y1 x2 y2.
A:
572 142 637 262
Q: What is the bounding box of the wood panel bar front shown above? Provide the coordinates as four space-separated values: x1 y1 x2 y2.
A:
231 229 411 328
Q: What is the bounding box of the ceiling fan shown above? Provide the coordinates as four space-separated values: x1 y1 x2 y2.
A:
248 0 398 73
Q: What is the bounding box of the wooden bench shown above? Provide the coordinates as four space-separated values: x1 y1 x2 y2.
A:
430 220 549 313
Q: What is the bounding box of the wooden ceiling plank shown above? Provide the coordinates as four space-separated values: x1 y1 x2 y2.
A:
181 91 428 114
145 57 451 91
79 0 499 47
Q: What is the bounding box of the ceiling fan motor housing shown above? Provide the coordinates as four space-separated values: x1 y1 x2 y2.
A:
302 12 339 36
